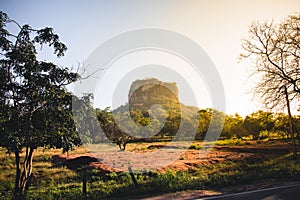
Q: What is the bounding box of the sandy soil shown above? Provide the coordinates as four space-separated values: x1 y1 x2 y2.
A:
56 142 295 173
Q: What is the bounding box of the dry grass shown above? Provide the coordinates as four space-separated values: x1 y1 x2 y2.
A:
1 141 300 200
0 146 86 186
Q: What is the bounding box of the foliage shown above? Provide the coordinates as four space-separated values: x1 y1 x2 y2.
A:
243 111 271 140
72 94 101 144
222 113 249 139
97 102 300 144
242 110 300 141
97 107 134 150
196 108 225 141
0 11 80 195
96 97 199 149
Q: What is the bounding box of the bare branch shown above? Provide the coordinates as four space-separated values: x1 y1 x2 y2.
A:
241 13 300 111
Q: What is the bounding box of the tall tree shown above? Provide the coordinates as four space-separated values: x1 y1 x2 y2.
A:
72 94 100 145
0 12 81 196
240 12 300 158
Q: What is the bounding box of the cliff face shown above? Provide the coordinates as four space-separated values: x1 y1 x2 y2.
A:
128 78 179 108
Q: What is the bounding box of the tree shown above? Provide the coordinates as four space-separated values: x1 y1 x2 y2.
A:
196 108 225 141
222 113 249 139
243 110 275 140
243 113 264 140
72 94 100 144
129 107 162 138
258 111 275 137
274 112 292 139
97 107 134 150
241 12 300 158
196 109 211 140
0 12 81 196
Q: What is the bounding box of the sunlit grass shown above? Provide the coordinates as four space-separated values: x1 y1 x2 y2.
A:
1 141 300 199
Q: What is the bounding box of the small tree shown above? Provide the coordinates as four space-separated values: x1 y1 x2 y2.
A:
243 114 264 140
274 112 300 140
242 110 275 140
196 109 211 140
97 107 134 150
196 108 225 141
222 113 249 140
0 12 81 196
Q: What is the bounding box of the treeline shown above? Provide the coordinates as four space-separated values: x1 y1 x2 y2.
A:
221 110 300 140
75 97 300 150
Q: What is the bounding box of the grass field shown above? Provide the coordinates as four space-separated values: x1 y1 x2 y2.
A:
1 140 300 199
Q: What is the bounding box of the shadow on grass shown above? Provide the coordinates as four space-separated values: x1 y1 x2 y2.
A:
2 151 300 200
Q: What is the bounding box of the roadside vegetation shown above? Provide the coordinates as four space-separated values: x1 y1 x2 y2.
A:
1 140 300 200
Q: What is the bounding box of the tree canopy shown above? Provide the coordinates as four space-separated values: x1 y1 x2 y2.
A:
0 11 81 195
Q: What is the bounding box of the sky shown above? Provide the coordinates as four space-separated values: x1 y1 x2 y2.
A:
1 0 300 116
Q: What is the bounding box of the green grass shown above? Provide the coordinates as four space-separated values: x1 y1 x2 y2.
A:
1 143 300 199
216 139 242 146
188 139 247 150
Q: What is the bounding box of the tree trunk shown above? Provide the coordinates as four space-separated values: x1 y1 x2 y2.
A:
22 147 34 192
14 149 21 196
14 147 35 197
82 167 87 194
284 86 297 159
296 130 300 144
123 142 128 151
117 141 122 150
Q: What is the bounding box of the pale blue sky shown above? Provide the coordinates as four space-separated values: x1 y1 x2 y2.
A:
1 0 300 116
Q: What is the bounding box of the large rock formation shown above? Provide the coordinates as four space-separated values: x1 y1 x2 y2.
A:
128 78 179 108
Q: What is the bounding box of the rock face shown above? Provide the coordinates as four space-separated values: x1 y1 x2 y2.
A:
128 78 179 108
